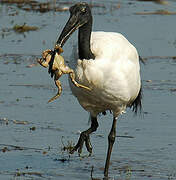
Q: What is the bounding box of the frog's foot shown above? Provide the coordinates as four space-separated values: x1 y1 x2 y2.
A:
48 80 62 103
69 72 91 91
38 49 53 68
37 58 49 68
42 49 53 59
75 83 91 91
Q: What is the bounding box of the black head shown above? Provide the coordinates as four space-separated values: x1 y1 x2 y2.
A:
55 2 92 48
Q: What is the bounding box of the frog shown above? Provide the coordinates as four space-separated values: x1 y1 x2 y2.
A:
38 45 91 103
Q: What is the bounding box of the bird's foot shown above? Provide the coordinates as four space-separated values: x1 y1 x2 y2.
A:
69 131 93 156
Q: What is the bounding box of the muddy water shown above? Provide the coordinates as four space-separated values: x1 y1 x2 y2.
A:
0 0 176 179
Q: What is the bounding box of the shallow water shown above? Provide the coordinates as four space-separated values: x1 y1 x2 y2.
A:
0 0 176 179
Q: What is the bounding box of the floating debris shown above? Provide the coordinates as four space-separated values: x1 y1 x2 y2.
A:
170 88 176 92
137 0 168 5
116 135 135 138
26 63 38 68
15 171 43 177
146 80 152 83
140 55 176 61
135 10 176 15
42 151 48 155
0 144 43 152
40 126 62 132
13 23 38 33
2 147 9 152
0 0 70 13
0 117 29 125
30 126 36 131
0 117 9 125
13 120 28 125
54 158 70 163
0 1 107 13
0 0 36 3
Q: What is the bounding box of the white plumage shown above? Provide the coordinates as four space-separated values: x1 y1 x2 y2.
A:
69 31 141 117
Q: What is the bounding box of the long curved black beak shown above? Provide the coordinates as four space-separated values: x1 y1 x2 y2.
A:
55 14 83 49
48 14 81 77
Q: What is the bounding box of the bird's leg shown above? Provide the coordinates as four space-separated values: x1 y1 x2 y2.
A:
104 117 118 178
70 116 98 156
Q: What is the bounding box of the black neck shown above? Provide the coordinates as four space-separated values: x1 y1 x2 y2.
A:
78 19 95 60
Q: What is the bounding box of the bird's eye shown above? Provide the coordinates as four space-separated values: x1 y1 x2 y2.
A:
81 7 86 13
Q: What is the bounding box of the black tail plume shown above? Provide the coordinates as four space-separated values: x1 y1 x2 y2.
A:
131 85 143 114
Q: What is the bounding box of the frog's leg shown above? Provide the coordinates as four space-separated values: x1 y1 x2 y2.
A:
68 70 91 91
48 80 62 103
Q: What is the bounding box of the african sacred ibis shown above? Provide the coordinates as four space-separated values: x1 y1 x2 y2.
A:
52 2 142 178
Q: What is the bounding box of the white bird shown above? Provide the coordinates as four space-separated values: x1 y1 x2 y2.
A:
51 2 142 178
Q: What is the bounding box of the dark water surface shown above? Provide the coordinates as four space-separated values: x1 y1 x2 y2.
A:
0 0 176 179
